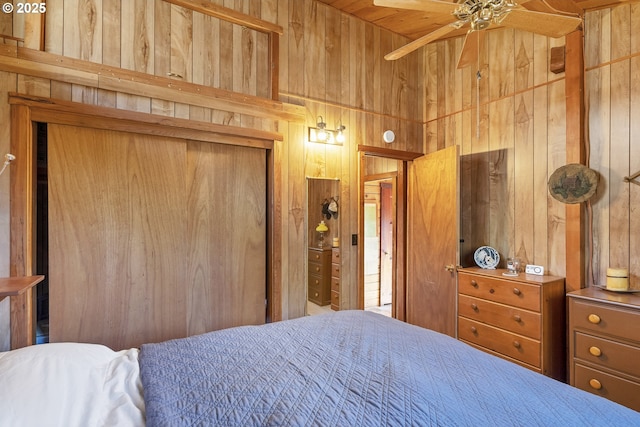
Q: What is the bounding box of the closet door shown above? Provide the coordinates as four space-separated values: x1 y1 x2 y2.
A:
186 140 266 335
47 124 267 350
48 124 188 349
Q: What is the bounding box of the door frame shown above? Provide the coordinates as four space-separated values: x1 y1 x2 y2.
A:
362 173 396 313
9 94 283 347
357 145 423 321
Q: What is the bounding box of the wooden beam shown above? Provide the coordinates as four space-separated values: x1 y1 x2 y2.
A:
162 0 283 35
0 47 305 123
9 93 283 145
9 105 37 348
565 30 586 293
357 144 424 161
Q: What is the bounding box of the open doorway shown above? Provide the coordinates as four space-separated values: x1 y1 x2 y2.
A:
363 175 396 318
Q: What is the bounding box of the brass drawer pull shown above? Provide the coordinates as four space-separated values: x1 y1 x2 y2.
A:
513 288 521 295
314 280 319 285
513 340 521 349
589 346 602 357
513 314 522 323
471 280 478 288
589 379 602 390
315 254 320 259
471 303 478 311
315 267 320 272
588 314 601 324
314 292 319 297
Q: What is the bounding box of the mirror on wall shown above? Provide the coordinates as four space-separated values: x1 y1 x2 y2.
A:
306 178 340 316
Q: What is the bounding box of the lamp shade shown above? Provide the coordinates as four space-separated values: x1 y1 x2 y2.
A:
315 220 329 232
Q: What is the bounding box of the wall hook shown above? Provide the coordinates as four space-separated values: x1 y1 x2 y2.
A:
624 170 640 186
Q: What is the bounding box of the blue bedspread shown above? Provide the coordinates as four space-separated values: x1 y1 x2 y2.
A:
139 310 640 426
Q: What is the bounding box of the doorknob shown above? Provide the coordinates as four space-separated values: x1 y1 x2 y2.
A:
444 264 458 273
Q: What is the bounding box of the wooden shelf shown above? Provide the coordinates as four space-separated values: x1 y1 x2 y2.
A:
0 275 45 350
0 276 44 298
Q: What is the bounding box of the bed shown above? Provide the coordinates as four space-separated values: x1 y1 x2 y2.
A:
1 310 638 426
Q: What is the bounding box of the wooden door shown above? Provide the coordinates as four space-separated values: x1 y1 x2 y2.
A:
406 145 459 337
47 124 266 350
379 182 393 306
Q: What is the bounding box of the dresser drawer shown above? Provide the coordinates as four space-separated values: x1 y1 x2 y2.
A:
574 363 640 411
458 294 541 340
331 277 340 292
458 273 540 311
571 298 640 343
307 248 331 263
459 317 541 367
331 248 340 264
331 263 340 278
331 290 339 309
574 332 640 378
308 262 326 276
308 275 323 304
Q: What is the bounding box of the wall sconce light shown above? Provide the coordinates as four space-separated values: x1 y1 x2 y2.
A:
308 116 346 145
336 121 346 144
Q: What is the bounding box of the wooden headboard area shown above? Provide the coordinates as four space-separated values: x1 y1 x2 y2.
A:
9 94 282 350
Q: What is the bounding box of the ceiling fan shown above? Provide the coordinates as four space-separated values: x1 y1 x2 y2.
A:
374 0 582 68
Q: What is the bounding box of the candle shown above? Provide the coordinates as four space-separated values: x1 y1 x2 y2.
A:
606 268 629 291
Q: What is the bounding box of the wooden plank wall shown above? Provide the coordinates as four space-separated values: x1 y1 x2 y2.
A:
585 3 640 289
277 0 423 317
0 0 422 348
425 27 569 277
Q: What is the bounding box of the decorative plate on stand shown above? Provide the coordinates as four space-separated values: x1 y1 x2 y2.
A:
474 246 500 269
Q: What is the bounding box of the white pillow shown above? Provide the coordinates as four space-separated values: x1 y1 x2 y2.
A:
0 342 145 427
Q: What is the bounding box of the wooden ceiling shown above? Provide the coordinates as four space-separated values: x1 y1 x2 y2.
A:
316 0 634 43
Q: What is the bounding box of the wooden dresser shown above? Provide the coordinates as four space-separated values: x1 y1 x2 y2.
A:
331 248 340 310
308 248 331 306
567 287 640 411
458 268 566 380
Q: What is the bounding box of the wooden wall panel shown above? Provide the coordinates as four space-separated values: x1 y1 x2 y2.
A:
0 71 17 351
427 26 567 276
0 0 423 340
585 3 640 288
547 79 567 277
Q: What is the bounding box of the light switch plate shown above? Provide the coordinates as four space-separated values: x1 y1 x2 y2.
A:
525 264 544 275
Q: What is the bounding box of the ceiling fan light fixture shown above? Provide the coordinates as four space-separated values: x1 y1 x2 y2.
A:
471 13 492 30
455 0 516 31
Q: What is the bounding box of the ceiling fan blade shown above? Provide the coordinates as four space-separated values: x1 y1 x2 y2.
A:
385 24 459 60
519 0 583 16
373 0 458 16
500 9 582 38
457 30 485 69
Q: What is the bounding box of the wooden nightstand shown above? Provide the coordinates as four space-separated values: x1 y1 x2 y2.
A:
0 276 45 349
458 267 566 381
567 287 640 411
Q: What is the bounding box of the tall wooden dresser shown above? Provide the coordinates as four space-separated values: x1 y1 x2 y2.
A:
567 287 640 411
308 248 331 306
458 268 566 380
330 248 340 310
